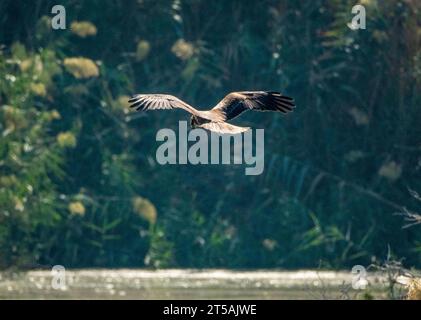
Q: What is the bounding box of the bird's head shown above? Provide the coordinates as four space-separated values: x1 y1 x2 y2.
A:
190 115 199 128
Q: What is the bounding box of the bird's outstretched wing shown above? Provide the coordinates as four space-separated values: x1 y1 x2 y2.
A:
197 122 250 134
212 91 295 121
128 94 199 115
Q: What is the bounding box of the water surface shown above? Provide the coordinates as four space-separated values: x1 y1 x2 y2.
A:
0 269 391 299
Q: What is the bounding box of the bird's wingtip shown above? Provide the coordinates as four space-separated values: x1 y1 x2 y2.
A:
128 95 140 103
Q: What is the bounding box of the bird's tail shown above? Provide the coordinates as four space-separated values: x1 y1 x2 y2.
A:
197 122 250 134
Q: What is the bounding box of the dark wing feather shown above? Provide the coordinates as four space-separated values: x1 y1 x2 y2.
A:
128 94 199 116
212 91 295 121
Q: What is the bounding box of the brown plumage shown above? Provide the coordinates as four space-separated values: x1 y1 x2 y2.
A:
128 91 295 134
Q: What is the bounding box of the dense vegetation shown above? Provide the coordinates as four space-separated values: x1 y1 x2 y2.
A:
0 0 420 270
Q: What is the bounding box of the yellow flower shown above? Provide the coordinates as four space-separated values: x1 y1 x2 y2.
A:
63 57 99 79
132 196 157 224
19 55 43 75
71 21 97 38
30 83 47 97
20 59 33 72
3 105 27 131
14 197 24 212
378 161 402 181
69 201 85 216
57 132 77 148
171 39 194 60
42 110 61 122
136 40 151 61
50 110 61 120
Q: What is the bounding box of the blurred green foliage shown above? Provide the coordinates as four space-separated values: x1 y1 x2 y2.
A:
0 0 420 269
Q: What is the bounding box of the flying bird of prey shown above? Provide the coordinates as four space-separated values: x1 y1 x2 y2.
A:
128 91 295 134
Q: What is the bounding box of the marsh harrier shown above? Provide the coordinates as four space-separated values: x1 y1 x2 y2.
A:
128 91 295 134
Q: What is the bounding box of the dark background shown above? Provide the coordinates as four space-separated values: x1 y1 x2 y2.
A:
0 0 420 270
